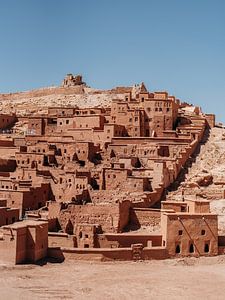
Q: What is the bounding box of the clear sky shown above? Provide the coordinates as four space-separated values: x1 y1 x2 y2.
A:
0 0 225 121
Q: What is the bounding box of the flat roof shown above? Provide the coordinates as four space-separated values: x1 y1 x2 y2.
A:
2 219 48 229
162 212 217 217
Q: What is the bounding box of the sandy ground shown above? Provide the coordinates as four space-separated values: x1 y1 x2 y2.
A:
1 256 225 300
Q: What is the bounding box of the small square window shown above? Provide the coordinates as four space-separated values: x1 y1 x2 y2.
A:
178 230 183 235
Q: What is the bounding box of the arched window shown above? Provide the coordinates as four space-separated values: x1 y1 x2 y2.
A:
175 244 181 254
65 219 73 235
189 243 194 253
204 243 209 253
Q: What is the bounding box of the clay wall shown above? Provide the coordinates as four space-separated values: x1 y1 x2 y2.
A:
205 114 215 128
22 184 49 212
0 114 16 130
0 207 19 226
0 220 48 264
45 119 58 135
16 152 44 168
48 245 168 261
47 201 62 218
103 168 129 190
27 117 44 135
68 128 94 142
0 191 23 215
161 212 218 257
13 137 26 147
118 157 140 169
107 144 136 157
0 228 18 264
0 199 7 206
0 139 14 147
56 117 74 131
161 201 188 212
13 227 28 263
58 201 130 234
111 136 192 145
27 142 53 155
186 199 210 213
75 108 106 115
2 184 49 216
75 142 97 162
126 176 151 192
0 159 17 172
27 222 48 262
48 107 75 117
129 208 161 229
97 233 162 248
48 232 76 248
12 168 41 183
73 115 105 130
75 224 98 248
48 169 89 202
111 102 143 137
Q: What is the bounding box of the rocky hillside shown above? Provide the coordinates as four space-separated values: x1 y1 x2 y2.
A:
167 126 225 234
0 85 130 116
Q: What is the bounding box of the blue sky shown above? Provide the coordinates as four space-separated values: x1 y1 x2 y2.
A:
0 0 225 121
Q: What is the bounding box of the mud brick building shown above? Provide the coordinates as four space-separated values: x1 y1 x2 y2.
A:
0 77 223 264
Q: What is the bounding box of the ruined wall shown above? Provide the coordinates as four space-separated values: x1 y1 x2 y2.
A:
129 208 161 229
58 202 130 233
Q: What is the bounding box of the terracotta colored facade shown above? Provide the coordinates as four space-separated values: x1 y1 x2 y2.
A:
0 220 48 264
0 77 223 264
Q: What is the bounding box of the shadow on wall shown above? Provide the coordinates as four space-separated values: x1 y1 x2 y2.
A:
123 209 141 231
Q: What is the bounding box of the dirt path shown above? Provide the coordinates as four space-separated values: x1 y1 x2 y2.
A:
1 255 225 299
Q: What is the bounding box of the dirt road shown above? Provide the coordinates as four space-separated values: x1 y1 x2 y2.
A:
1 255 225 299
